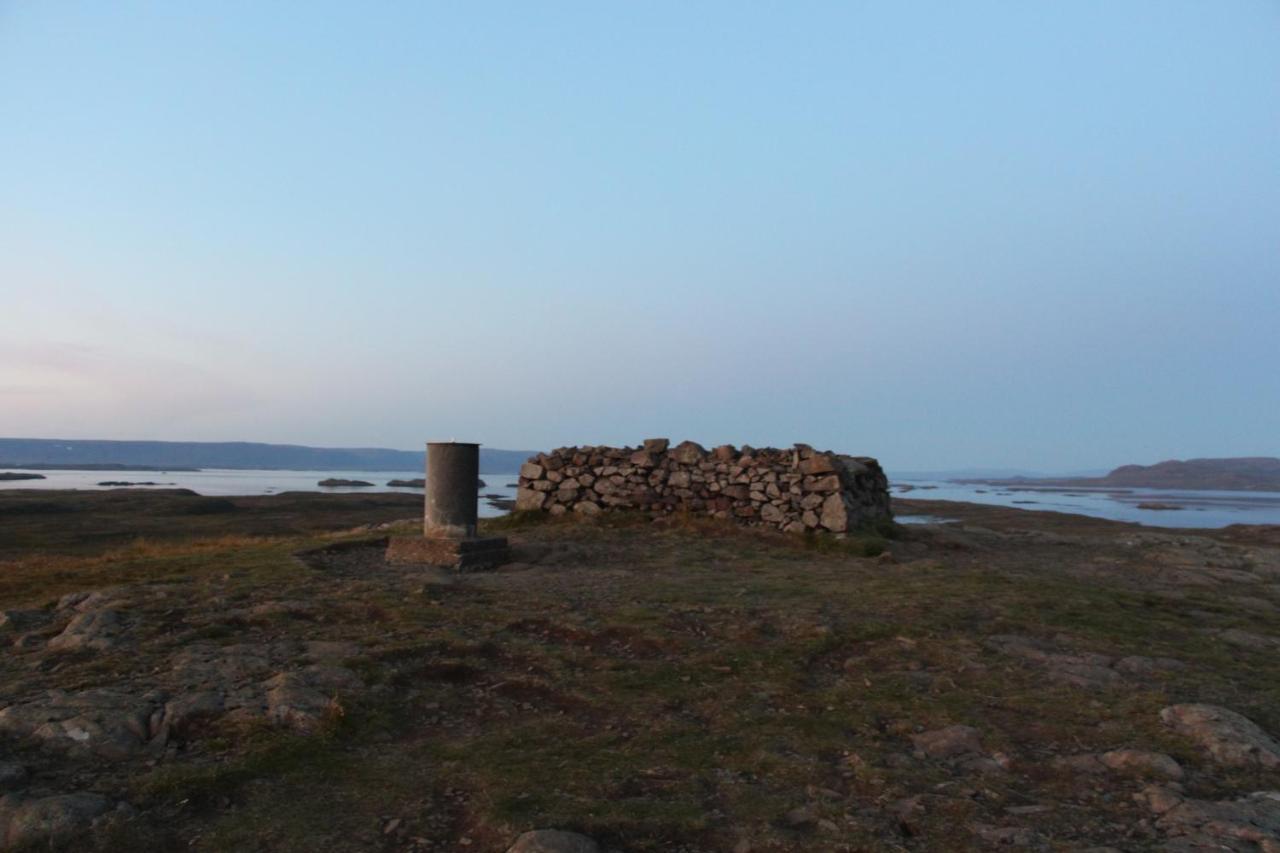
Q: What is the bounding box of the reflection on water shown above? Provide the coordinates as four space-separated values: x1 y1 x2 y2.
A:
1 469 521 519
891 480 1280 529
8 468 1279 529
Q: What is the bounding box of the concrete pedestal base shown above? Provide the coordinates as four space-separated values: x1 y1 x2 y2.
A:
386 535 510 572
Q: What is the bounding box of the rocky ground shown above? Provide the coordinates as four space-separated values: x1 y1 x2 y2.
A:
0 491 1278 851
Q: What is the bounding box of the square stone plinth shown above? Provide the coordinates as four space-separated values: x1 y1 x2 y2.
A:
386 535 510 572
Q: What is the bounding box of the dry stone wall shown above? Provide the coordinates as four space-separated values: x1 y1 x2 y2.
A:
515 439 892 534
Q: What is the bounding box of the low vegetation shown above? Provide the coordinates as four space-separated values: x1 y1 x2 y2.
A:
1 491 1278 850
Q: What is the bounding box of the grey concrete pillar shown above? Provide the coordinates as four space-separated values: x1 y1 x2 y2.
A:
425 441 479 539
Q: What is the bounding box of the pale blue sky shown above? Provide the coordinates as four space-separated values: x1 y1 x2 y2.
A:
2 2 1277 471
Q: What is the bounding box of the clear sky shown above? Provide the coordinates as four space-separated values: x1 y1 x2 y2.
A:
2 2 1277 471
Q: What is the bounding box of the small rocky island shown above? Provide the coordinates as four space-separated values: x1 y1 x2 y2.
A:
316 478 373 487
0 472 45 481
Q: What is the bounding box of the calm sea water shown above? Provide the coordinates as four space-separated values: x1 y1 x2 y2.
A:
892 480 1280 528
1 468 522 518
5 468 1280 528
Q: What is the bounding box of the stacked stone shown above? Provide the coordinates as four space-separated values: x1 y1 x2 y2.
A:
515 439 892 535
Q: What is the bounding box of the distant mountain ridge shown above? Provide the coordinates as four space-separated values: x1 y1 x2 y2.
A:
0 438 534 474
890 467 1108 481
959 457 1280 492
1099 457 1280 491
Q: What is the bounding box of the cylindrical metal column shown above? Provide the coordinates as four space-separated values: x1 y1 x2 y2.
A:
425 441 479 538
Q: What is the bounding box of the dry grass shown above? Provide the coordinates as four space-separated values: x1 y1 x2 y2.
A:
0 535 297 606
4 491 1279 851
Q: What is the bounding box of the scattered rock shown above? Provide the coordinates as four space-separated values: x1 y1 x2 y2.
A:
1049 661 1125 690
169 643 273 686
1160 704 1280 768
303 640 362 661
985 634 1126 689
4 792 111 848
0 689 154 759
1202 566 1265 584
56 589 126 613
1114 655 1186 675
784 805 817 828
506 829 600 853
1216 628 1280 650
162 691 226 738
912 725 984 759
264 666 362 733
246 600 316 621
0 610 51 634
1225 595 1279 615
888 795 924 834
55 592 88 611
0 763 28 790
1053 754 1107 775
1142 788 1280 850
970 823 1035 845
1134 784 1185 816
264 678 335 732
46 609 126 652
1099 749 1184 780
10 633 46 651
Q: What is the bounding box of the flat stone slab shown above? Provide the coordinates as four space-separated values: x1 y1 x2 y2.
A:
386 536 510 571
1160 704 1280 769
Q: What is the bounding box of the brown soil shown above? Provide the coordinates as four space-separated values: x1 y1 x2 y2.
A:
1 492 1278 851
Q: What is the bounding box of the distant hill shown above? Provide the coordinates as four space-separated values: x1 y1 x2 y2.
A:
1096 457 1280 491
0 438 534 474
959 457 1280 492
890 467 1108 481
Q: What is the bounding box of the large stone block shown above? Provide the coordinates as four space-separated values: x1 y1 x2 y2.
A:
515 488 546 511
799 454 837 475
629 451 657 468
671 441 708 464
820 493 849 533
802 474 842 493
